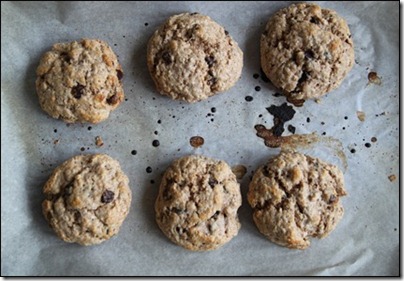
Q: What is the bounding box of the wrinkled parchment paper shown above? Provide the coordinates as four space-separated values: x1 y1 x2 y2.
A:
1 1 399 276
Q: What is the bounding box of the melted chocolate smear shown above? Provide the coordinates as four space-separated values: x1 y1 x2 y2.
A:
266 103 296 136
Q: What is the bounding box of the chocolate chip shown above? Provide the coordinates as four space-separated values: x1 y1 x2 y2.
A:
273 92 282 97
245 96 253 102
208 77 217 86
262 166 270 177
211 107 216 113
310 17 320 24
205 55 215 67
208 177 218 188
304 49 315 59
365 143 371 148
190 12 199 15
101 190 115 203
287 124 296 134
71 84 85 99
161 51 172 65
106 94 119 105
255 86 261 92
116 69 123 80
60 52 71 63
152 140 160 147
253 73 259 79
131 150 137 155
306 117 311 123
350 149 356 153
146 167 152 173
329 195 337 204
297 71 309 85
224 30 229 35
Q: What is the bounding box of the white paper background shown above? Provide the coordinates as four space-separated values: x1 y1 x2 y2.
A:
1 1 399 276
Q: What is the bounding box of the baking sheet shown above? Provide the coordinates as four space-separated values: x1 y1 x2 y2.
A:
1 1 399 276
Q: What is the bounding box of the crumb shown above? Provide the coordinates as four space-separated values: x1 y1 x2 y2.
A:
231 165 247 180
53 139 59 145
190 136 204 148
368 72 381 85
95 136 104 147
388 174 396 182
356 111 366 122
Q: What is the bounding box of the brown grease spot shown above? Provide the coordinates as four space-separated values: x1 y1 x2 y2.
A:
190 136 204 148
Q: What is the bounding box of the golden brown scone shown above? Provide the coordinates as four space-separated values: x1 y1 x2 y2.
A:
261 3 354 102
42 154 131 246
147 13 243 103
36 39 124 123
248 150 347 249
155 155 242 251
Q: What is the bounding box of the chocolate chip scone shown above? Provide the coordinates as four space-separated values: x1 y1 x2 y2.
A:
42 154 131 246
261 3 354 103
147 13 243 103
248 150 347 249
36 39 124 123
155 155 242 251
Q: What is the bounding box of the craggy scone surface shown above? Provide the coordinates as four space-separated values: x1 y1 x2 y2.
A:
260 3 354 102
155 155 242 251
248 151 347 249
147 13 243 103
36 38 124 123
42 154 132 246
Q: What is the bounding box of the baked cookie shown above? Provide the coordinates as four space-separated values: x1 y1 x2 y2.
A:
260 3 354 103
248 150 347 249
36 39 124 123
155 155 242 250
147 13 243 103
42 154 131 246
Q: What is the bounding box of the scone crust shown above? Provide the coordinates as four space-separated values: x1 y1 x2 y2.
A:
147 13 243 103
155 155 242 250
42 154 131 245
248 151 347 249
260 3 354 100
36 38 124 123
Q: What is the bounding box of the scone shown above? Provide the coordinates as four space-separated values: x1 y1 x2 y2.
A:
42 154 131 246
147 12 243 103
36 38 124 123
155 155 242 250
248 150 347 249
260 3 354 103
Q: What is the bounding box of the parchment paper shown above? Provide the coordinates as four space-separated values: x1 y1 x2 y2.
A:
1 1 399 276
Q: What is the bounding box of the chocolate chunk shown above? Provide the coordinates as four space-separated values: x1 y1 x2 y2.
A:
205 55 215 67
161 51 172 65
208 177 218 188
262 166 270 177
71 84 85 99
329 195 337 204
60 52 71 63
310 17 320 24
304 49 315 59
297 71 309 85
107 94 119 105
116 69 124 80
101 190 115 203
208 77 217 86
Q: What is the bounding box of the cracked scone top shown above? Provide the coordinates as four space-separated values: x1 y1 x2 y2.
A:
248 151 347 249
260 3 354 102
147 13 243 103
42 154 131 246
36 39 124 123
155 155 242 250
